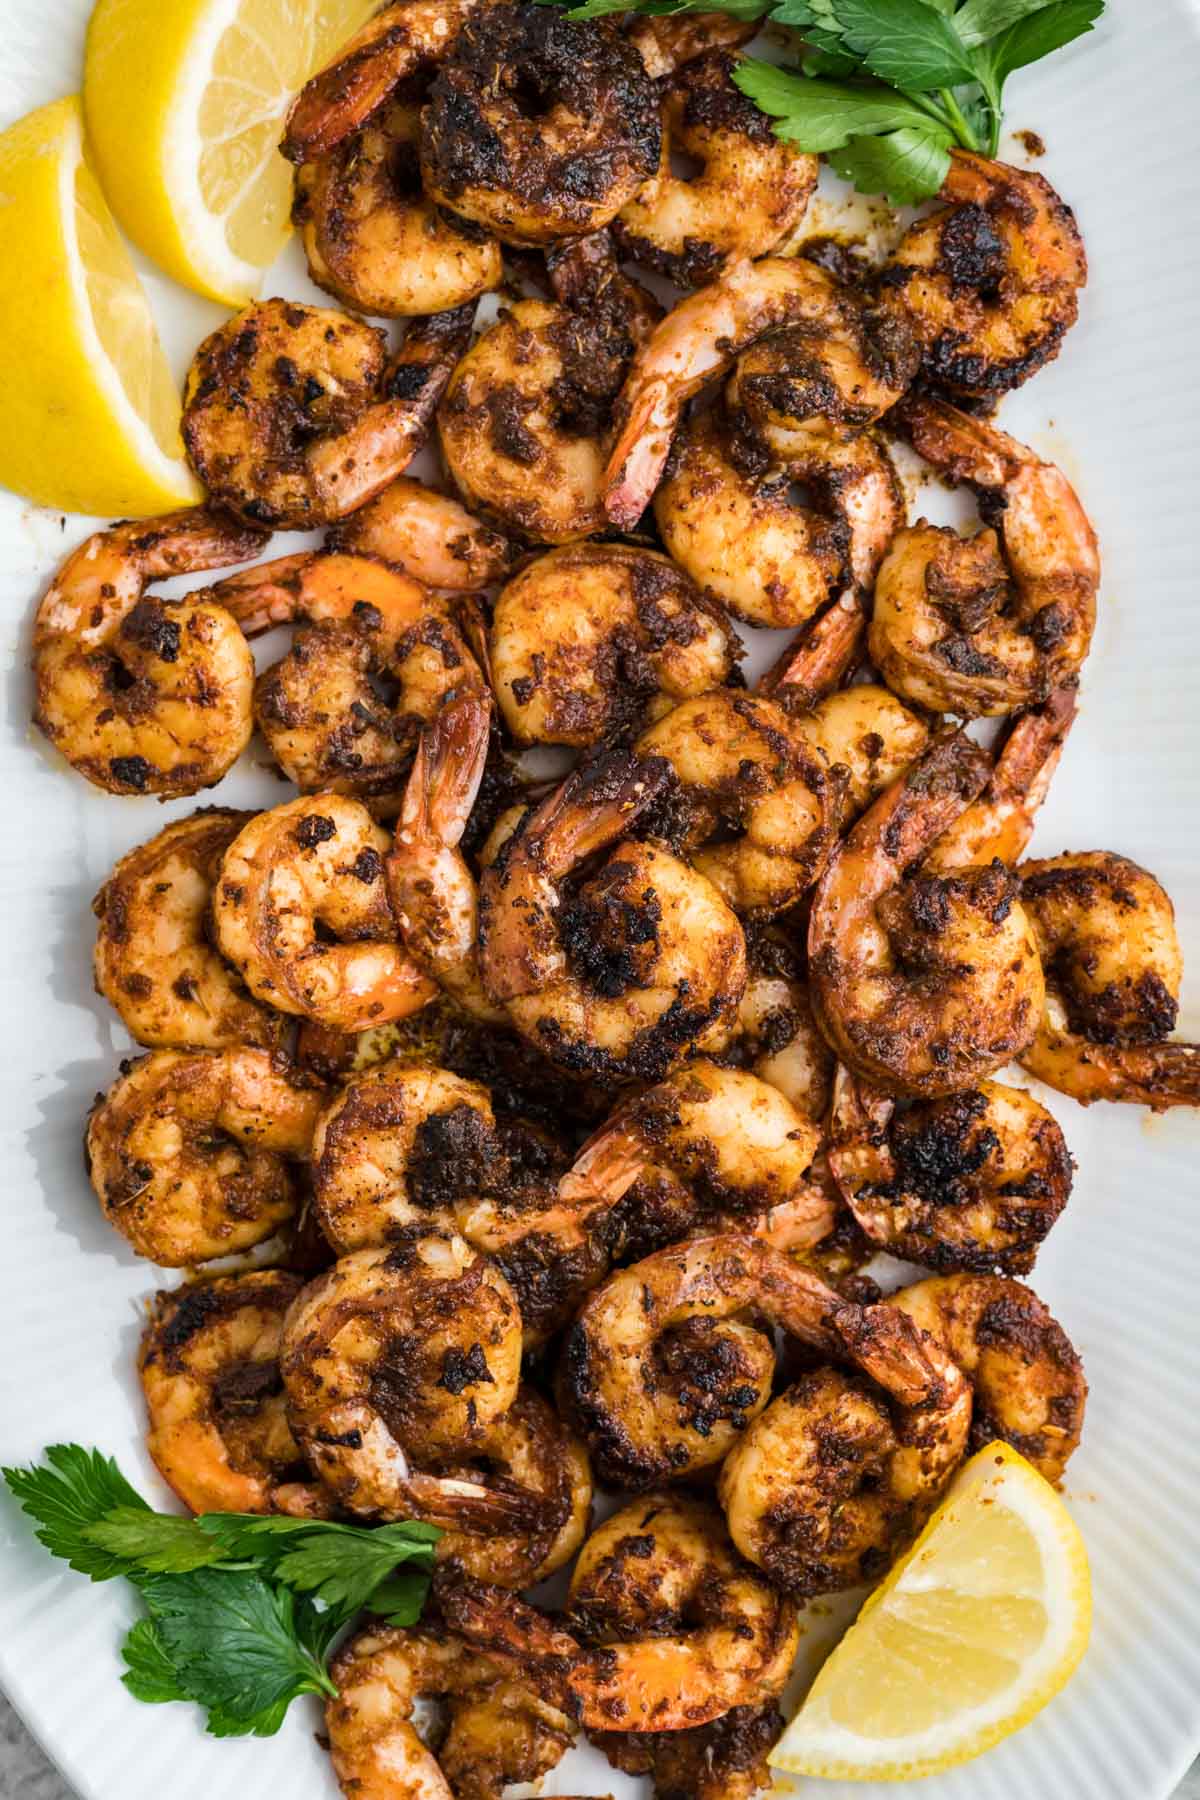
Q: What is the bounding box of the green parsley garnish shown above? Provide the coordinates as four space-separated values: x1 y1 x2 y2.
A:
3 1445 440 1738
545 0 1105 203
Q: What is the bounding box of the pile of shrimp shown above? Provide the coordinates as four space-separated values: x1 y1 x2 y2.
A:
27 3 1199 1795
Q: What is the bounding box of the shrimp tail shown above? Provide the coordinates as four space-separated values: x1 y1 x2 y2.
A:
603 378 673 531
433 1569 582 1710
398 692 492 853
125 507 270 579
399 1472 557 1535
760 590 866 706
894 393 1026 490
205 551 316 635
831 1302 946 1408
282 13 412 162
994 683 1078 812
523 749 675 879
851 730 992 877
558 1121 649 1210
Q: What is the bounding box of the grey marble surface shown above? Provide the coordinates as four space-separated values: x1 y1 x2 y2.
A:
0 1688 1197 1800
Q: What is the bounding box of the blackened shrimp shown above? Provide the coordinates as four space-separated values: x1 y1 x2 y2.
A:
635 688 840 915
808 733 1045 1096
927 685 1077 873
717 1298 972 1595
490 543 738 749
1019 852 1200 1108
604 254 902 530
877 149 1086 397
139 1271 322 1515
387 693 506 1020
182 298 472 528
280 1234 533 1526
31 508 264 797
559 1233 847 1487
86 1050 322 1266
654 407 904 625
326 1620 573 1800
330 475 516 591
295 98 501 318
615 50 816 287
92 810 279 1051
213 795 437 1031
477 753 748 1081
210 550 486 811
436 1498 798 1730
420 4 661 245
893 1272 1087 1482
829 1068 1072 1275
873 397 1100 715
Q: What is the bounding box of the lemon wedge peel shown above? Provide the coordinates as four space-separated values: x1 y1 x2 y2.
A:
769 1441 1092 1782
0 96 198 518
84 0 377 306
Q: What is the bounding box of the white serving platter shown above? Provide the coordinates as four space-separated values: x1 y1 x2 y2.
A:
2 2 1200 1797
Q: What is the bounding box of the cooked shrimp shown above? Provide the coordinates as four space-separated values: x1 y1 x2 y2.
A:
928 684 1077 872
387 693 506 1021
1019 851 1200 1108
327 1620 574 1800
330 475 516 591
893 1272 1087 1481
595 1701 784 1800
311 1060 496 1250
605 253 902 530
431 1386 592 1586
31 509 263 797
282 0 482 163
436 1498 798 1729
872 397 1099 715
93 811 279 1051
616 50 816 286
804 686 932 825
295 98 501 317
478 751 747 1080
560 1233 848 1487
877 149 1086 396
182 298 472 528
654 407 903 624
490 543 738 749
635 688 840 915
808 733 1045 1096
212 550 486 810
86 1050 322 1266
213 795 437 1031
438 279 658 543
718 1298 972 1594
420 4 660 244
726 290 919 459
139 1271 323 1515
735 963 835 1121
829 1069 1073 1275
280 1234 534 1525
625 9 756 78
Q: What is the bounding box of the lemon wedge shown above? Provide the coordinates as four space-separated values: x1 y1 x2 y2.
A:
770 1442 1092 1782
0 95 198 517
84 0 376 304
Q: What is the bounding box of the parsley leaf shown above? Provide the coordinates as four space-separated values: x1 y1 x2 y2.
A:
733 63 949 149
820 0 979 92
120 1619 187 1706
85 1507 229 1576
197 1515 440 1617
363 1568 434 1628
2 1445 151 1581
955 0 1060 47
830 125 954 204
973 0 1102 82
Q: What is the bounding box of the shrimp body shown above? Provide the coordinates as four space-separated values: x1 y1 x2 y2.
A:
808 734 1045 1096
654 408 903 625
802 684 931 824
491 543 738 748
625 10 756 79
213 795 437 1032
829 1069 1073 1275
477 754 747 1081
1019 851 1200 1108
636 688 840 915
734 964 835 1122
327 1621 573 1800
296 99 502 317
873 398 1099 715
93 810 279 1051
139 1271 319 1515
892 1273 1086 1482
616 51 816 286
718 1299 972 1594
605 254 895 530
280 1235 529 1523
560 1233 847 1487
330 476 516 591
878 150 1086 396
86 1050 322 1266
32 509 264 797
388 694 505 1021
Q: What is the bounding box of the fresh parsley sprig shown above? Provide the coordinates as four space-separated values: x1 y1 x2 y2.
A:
545 0 1104 203
3 1445 440 1738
